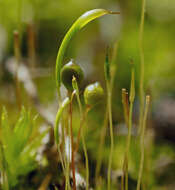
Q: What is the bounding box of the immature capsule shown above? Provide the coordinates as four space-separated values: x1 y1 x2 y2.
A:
61 60 84 91
84 82 104 106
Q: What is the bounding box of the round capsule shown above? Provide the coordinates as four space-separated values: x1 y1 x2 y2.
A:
84 82 104 106
61 60 84 91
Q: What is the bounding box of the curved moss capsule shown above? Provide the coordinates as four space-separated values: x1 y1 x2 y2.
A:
84 82 104 106
61 60 84 91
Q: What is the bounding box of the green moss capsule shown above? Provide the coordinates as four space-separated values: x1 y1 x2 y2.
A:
84 82 104 106
61 60 84 91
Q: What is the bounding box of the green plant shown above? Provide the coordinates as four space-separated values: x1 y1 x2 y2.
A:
0 107 48 189
54 9 119 190
55 9 119 101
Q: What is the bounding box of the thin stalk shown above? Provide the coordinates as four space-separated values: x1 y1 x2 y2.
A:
72 76 82 116
75 107 90 153
69 91 76 190
65 92 76 190
125 63 135 190
110 42 118 90
107 85 114 190
125 103 133 190
122 88 129 128
95 109 108 183
72 76 90 190
139 0 146 135
136 95 150 190
81 121 89 190
121 89 129 190
104 49 114 190
54 97 70 175
14 30 22 110
65 136 71 190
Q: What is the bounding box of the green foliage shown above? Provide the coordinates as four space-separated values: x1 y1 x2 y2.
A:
0 107 48 188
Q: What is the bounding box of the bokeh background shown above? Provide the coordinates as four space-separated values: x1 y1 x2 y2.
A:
0 0 175 189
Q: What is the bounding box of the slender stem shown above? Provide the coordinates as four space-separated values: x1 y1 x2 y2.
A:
69 98 76 190
121 89 129 190
136 96 150 190
75 107 90 153
72 76 90 190
54 97 70 175
139 0 146 135
81 121 89 190
95 109 108 183
125 64 135 190
122 89 129 128
107 85 114 190
125 102 133 190
65 142 70 190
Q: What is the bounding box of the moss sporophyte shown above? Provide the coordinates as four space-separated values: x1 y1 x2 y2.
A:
61 60 84 91
84 82 104 106
54 8 120 190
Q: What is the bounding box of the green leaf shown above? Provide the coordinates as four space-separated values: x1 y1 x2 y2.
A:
55 9 120 93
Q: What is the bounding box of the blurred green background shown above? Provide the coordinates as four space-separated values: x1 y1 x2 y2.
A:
1 0 175 102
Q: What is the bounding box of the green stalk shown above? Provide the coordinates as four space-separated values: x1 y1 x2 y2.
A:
75 107 90 153
139 0 146 135
122 88 129 128
104 51 114 190
96 44 118 184
81 125 89 190
54 97 70 175
125 102 134 190
95 109 108 183
72 77 89 190
121 88 129 190
72 76 82 115
68 91 76 190
136 95 150 190
55 9 120 99
124 63 135 190
107 84 113 190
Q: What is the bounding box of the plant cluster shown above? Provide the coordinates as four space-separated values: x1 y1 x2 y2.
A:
1 4 171 190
